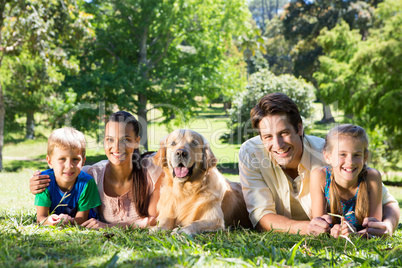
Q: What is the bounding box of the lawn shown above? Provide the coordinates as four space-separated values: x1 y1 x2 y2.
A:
1 104 401 267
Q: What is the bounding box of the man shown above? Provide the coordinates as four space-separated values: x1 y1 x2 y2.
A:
239 92 399 236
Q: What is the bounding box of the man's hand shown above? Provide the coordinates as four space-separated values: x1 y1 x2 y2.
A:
81 218 108 229
307 215 332 236
358 217 391 237
30 170 50 194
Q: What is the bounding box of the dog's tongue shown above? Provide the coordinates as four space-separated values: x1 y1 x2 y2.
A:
174 167 189 178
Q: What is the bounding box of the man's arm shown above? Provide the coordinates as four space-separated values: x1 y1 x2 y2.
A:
257 213 310 234
257 213 333 235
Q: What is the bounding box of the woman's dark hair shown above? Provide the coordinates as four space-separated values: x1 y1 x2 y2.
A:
107 111 149 217
250 92 303 134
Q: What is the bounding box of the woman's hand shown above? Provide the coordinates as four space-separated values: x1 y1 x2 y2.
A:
81 218 109 229
30 170 50 194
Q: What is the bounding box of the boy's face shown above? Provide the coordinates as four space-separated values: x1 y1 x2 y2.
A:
46 146 85 189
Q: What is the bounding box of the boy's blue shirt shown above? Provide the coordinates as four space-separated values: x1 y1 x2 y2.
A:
34 169 101 219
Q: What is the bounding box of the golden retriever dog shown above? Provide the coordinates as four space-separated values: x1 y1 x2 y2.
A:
151 129 252 235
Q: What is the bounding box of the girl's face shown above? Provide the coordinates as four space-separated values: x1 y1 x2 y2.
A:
324 136 367 185
104 121 140 166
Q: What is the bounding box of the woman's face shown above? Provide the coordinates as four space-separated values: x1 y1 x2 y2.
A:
104 121 140 166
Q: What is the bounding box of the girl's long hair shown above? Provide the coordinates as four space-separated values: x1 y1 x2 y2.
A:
324 124 369 225
107 111 150 217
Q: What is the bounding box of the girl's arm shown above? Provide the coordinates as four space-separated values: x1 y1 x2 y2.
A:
310 167 327 218
366 168 383 221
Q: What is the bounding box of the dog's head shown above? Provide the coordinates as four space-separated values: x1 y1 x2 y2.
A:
153 129 217 182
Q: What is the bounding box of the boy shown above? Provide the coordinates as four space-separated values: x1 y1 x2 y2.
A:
35 127 101 226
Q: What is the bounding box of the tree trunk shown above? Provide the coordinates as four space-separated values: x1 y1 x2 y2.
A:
261 0 266 31
138 92 148 151
0 84 5 171
276 0 278 14
320 102 335 123
26 110 35 139
139 24 149 150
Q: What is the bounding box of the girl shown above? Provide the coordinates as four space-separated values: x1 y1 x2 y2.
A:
30 111 163 229
310 124 382 238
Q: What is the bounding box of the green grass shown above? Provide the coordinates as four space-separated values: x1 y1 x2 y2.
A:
1 103 402 267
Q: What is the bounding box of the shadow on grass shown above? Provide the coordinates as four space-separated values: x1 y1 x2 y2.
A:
3 155 107 172
383 180 402 187
85 155 107 165
217 162 239 174
3 159 48 172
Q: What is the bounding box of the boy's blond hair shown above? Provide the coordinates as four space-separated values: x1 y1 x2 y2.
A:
47 127 86 158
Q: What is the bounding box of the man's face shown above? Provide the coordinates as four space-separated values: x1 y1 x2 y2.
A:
259 114 303 170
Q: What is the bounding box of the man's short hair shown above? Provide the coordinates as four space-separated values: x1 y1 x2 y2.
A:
47 127 86 158
250 92 303 133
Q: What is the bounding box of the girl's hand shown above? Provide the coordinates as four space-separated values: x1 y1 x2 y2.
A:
358 217 390 238
330 219 355 238
81 218 108 229
30 170 50 194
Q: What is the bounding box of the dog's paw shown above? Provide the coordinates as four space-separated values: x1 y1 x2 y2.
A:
149 226 161 234
172 226 195 236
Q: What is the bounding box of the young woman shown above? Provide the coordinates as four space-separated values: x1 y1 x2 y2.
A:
30 111 163 229
310 124 382 238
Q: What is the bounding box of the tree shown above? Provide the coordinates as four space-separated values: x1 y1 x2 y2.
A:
64 0 251 149
281 0 379 123
0 0 93 170
225 68 315 143
248 0 289 32
314 0 402 171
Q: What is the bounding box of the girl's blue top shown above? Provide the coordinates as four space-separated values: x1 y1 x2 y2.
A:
324 166 363 230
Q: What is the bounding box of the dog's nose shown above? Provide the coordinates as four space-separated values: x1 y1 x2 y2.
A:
175 149 187 158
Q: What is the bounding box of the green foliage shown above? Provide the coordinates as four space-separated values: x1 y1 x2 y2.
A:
0 0 94 168
0 209 401 266
281 0 378 83
314 0 402 172
263 16 293 75
62 0 251 145
225 69 315 143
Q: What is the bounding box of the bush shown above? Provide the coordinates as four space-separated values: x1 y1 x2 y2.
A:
224 69 315 143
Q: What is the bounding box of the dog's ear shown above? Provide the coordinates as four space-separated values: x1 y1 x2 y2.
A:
153 136 168 168
203 139 217 170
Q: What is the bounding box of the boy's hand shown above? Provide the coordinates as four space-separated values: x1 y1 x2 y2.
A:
58 214 74 225
47 215 61 225
30 170 50 194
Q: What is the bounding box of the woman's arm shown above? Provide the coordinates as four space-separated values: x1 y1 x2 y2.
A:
30 171 50 194
310 167 327 218
147 172 163 224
